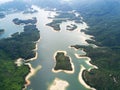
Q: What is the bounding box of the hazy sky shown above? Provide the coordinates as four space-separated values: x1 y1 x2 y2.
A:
0 0 13 4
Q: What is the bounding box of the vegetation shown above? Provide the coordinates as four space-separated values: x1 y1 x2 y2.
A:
0 25 40 59
66 24 77 31
71 1 120 89
56 12 81 21
54 52 72 71
0 51 29 90
46 20 61 31
0 24 40 90
13 17 37 25
47 11 81 31
0 29 5 33
72 45 120 90
0 0 120 89
56 12 74 19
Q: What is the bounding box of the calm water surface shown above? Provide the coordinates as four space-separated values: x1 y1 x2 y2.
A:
0 6 95 90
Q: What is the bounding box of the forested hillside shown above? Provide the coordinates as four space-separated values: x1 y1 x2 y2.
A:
72 0 120 90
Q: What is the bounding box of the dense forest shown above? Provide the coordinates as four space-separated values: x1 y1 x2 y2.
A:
0 24 40 90
54 52 72 71
44 0 120 88
0 0 120 90
41 0 120 89
70 1 120 90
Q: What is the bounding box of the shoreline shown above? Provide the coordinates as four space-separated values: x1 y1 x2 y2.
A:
78 65 96 90
46 24 59 33
68 46 79 51
85 57 98 71
23 63 42 90
74 53 85 59
22 38 41 90
69 46 86 54
14 58 24 67
24 38 41 62
75 53 98 71
52 50 75 74
75 53 98 89
25 52 38 62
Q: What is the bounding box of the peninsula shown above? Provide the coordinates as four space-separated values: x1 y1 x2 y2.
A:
0 23 40 90
46 20 61 31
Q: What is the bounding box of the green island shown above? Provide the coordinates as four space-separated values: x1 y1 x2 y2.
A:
47 11 81 31
0 24 40 90
66 24 77 31
54 52 72 71
46 20 62 31
13 17 37 25
0 29 5 33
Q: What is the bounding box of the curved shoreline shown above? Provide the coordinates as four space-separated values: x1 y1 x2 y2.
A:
74 53 85 59
22 38 41 90
78 65 96 90
52 50 75 74
23 63 42 90
85 57 98 71
68 46 79 51
75 53 98 70
25 38 41 62
69 46 86 54
74 52 98 89
14 58 24 67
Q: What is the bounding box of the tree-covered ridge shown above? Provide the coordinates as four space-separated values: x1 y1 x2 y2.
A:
0 25 40 60
0 51 29 90
0 24 40 90
71 1 120 90
72 45 120 90
76 0 120 47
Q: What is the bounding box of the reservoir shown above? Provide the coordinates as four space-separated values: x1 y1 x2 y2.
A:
0 5 96 90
